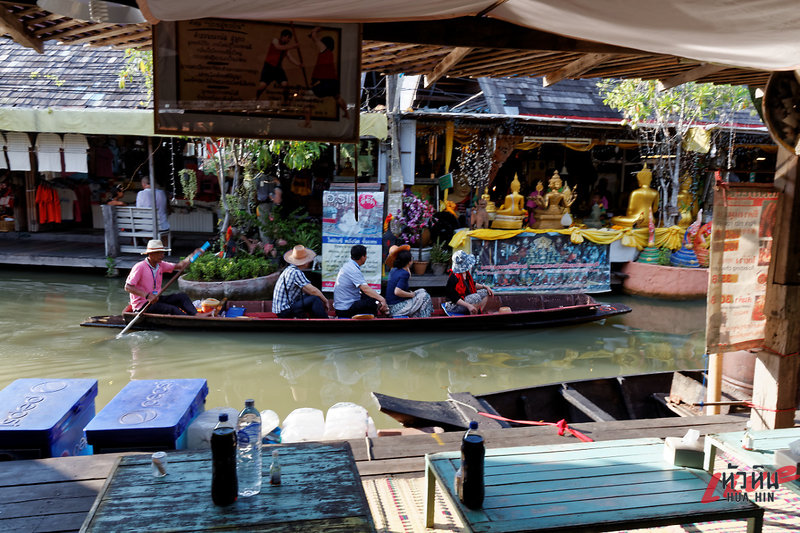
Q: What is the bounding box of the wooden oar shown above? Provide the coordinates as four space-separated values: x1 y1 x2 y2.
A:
117 242 210 338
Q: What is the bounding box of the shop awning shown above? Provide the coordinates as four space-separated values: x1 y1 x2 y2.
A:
0 108 154 136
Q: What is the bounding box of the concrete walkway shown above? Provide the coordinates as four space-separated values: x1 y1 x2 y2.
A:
0 230 209 271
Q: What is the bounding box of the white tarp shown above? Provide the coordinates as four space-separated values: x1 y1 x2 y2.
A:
139 0 800 71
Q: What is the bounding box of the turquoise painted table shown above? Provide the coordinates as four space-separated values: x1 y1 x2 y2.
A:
425 437 762 532
80 441 375 532
704 426 800 473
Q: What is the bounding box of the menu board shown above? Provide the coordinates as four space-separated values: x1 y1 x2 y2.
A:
321 190 384 291
154 19 360 141
471 232 610 293
706 186 779 352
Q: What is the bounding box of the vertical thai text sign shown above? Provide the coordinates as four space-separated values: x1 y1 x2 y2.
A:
322 190 384 291
706 185 778 353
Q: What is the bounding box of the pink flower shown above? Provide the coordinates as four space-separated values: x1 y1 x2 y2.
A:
277 239 287 247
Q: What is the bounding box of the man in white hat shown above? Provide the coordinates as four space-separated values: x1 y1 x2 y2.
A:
124 239 203 315
272 245 329 318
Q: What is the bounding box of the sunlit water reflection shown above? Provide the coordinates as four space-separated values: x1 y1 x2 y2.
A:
0 269 707 428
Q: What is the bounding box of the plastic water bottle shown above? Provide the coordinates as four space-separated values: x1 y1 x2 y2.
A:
211 413 237 506
237 399 262 497
459 420 485 509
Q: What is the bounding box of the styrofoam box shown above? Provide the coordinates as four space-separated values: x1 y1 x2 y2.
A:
86 379 207 453
0 378 98 460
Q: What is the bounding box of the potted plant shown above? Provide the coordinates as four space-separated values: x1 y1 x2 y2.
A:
395 192 436 273
429 238 452 276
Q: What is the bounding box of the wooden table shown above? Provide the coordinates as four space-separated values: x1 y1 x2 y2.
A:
80 441 375 532
704 426 800 473
425 437 763 532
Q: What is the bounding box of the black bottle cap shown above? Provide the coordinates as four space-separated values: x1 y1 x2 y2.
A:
219 413 228 422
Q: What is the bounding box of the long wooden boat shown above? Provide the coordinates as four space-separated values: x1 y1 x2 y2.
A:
372 369 751 431
80 293 631 332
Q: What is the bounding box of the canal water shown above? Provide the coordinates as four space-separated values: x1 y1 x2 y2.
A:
0 269 708 429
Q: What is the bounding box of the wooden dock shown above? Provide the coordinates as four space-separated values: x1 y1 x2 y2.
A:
0 414 751 532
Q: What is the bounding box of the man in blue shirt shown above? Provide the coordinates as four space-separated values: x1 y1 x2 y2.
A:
136 176 170 232
272 245 329 318
333 244 388 318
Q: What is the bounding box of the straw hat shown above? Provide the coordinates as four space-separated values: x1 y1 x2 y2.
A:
384 244 411 268
142 239 171 255
284 245 316 266
451 250 476 274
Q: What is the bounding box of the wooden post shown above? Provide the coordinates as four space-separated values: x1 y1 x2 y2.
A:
750 147 800 429
102 204 119 258
706 353 723 415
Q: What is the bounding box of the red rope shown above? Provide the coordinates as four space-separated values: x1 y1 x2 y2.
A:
476 412 594 442
743 402 796 413
759 345 800 358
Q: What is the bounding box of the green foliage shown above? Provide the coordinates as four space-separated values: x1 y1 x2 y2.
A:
118 49 153 106
105 256 117 278
429 238 452 265
178 169 198 206
30 70 65 87
596 79 751 128
269 141 324 170
183 251 279 282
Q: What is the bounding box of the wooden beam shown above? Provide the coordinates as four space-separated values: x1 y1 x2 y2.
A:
0 6 43 53
363 17 647 55
424 47 472 87
660 64 727 89
751 147 800 430
543 53 614 87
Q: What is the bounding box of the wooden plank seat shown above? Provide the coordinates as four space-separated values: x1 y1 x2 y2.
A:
114 206 170 254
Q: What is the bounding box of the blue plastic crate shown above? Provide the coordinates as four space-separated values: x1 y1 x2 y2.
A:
85 379 208 453
0 378 98 460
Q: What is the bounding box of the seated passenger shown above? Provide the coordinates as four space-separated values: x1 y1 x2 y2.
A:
271 245 329 318
333 244 388 318
385 246 433 318
443 250 493 315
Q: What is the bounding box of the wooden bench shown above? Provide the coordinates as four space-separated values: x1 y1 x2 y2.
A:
425 437 763 532
106 206 170 255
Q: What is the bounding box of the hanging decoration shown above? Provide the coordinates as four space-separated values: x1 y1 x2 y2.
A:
455 132 494 193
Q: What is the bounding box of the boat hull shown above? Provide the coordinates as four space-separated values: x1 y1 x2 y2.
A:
82 293 631 332
373 369 752 431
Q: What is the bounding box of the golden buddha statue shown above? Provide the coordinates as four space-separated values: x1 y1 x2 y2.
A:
482 187 497 217
611 164 659 228
676 174 696 228
531 170 577 229
491 174 528 229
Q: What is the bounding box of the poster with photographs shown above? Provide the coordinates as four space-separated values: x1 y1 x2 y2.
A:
321 190 384 291
706 185 778 353
471 233 610 293
154 19 360 141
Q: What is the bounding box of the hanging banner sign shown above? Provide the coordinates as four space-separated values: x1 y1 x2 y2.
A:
471 232 610 293
153 19 361 141
322 189 384 291
706 185 778 353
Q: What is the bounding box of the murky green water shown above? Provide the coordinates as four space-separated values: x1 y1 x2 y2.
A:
0 269 707 428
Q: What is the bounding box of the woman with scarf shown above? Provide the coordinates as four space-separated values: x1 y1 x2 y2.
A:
443 250 493 315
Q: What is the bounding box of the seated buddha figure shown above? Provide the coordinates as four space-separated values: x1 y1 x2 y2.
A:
531 170 577 229
611 164 659 228
491 174 528 229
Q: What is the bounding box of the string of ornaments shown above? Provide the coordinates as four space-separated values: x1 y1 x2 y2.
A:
456 132 495 193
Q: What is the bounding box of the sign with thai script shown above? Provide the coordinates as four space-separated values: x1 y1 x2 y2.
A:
322 190 384 291
706 186 778 353
471 232 610 293
153 19 360 141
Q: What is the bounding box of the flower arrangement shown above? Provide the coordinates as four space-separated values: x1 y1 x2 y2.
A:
395 192 436 248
